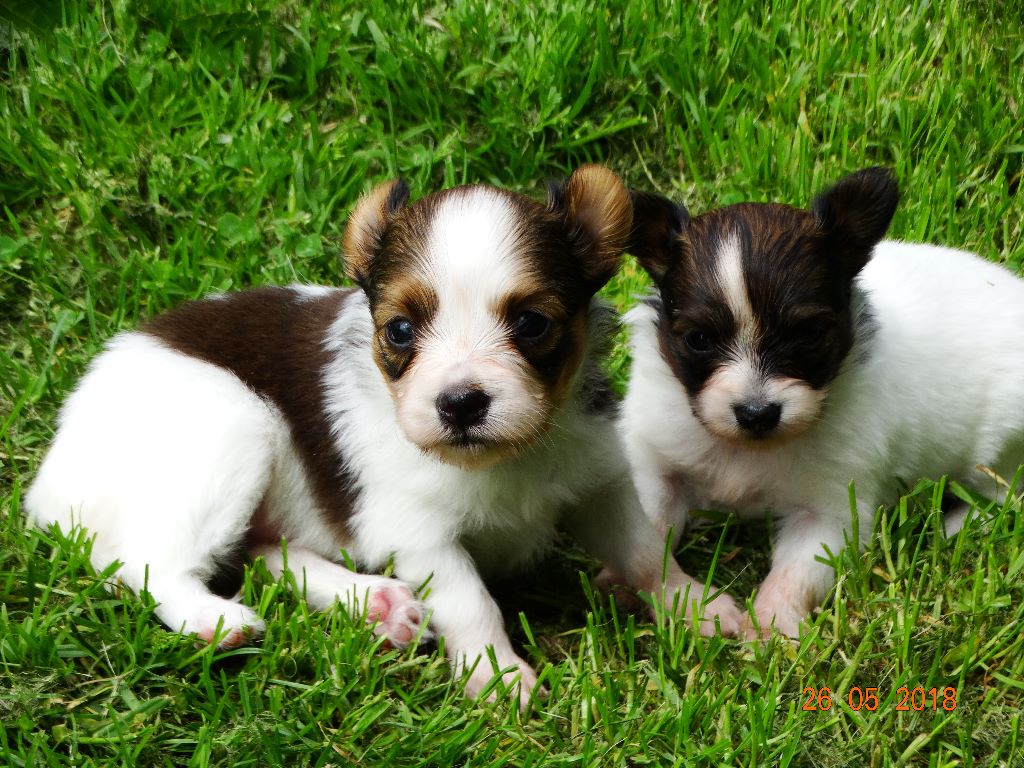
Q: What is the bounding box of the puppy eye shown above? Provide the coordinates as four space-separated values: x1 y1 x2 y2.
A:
514 310 550 341
794 327 820 347
683 329 714 355
385 317 415 349
792 320 829 349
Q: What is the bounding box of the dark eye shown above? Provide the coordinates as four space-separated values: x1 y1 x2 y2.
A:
514 310 550 341
793 326 821 348
385 318 415 349
683 328 714 354
791 318 832 349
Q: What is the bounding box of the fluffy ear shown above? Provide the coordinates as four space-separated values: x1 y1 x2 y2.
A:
343 179 410 289
812 167 898 277
627 190 689 285
547 164 632 292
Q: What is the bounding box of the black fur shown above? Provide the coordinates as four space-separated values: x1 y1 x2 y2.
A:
636 168 899 422
627 190 689 284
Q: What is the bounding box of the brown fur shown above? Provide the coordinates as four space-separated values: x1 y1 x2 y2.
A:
342 167 631 459
559 165 633 288
143 287 358 539
343 179 410 290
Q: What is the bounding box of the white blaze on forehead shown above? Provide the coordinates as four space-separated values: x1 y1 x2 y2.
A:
385 186 551 462
380 188 552 462
696 233 764 432
418 188 531 359
714 233 758 347
423 188 528 306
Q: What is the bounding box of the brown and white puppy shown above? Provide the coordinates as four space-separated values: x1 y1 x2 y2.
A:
621 167 1024 639
26 165 724 706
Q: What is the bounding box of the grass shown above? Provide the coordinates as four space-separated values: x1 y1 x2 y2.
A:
1 0 1023 765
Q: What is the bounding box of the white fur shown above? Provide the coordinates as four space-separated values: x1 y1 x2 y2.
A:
389 190 548 462
26 187 714 706
623 241 1024 638
327 289 734 699
26 332 276 646
715 234 757 341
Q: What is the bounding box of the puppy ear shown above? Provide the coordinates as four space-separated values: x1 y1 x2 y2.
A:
343 179 410 289
812 167 898 276
627 190 689 285
548 164 632 292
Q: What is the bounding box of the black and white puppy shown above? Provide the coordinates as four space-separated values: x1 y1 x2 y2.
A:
27 165 720 705
622 167 1024 639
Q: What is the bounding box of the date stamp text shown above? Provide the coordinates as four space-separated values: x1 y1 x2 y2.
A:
801 686 958 712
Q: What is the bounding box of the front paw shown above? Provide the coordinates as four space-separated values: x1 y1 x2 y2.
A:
662 583 744 637
365 580 429 648
699 591 744 637
743 592 806 640
460 651 541 709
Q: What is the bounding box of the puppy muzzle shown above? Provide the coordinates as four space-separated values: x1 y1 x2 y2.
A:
435 385 491 432
732 401 782 438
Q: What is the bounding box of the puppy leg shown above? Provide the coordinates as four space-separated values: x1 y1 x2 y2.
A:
631 459 691 548
747 508 849 639
25 339 281 648
94 453 273 648
393 545 539 708
124 570 264 649
593 461 687 596
101 485 268 649
566 480 743 637
947 453 1024 535
252 545 426 647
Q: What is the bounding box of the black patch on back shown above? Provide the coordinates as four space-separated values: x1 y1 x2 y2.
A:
143 287 359 537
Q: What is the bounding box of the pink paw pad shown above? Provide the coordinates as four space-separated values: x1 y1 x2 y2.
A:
366 583 426 648
187 602 264 649
594 567 646 613
195 624 257 649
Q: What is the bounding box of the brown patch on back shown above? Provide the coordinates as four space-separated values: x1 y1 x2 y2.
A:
246 497 282 548
143 287 359 540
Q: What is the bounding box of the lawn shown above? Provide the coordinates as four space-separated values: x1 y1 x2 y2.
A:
2 0 1023 766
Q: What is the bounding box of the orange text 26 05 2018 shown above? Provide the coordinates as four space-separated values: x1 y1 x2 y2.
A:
800 686 958 713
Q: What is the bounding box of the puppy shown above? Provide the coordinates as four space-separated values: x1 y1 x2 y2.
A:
26 165 722 706
622 167 1024 639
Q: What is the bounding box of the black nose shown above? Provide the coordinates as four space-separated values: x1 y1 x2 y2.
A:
436 387 491 430
733 402 782 436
